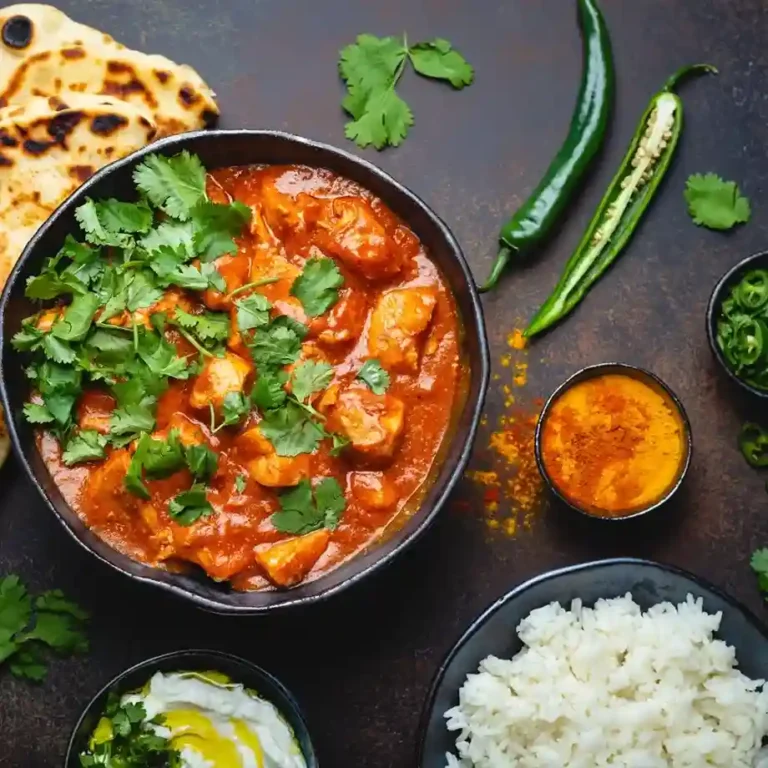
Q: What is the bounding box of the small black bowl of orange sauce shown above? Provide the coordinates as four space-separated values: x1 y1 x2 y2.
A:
534 363 692 520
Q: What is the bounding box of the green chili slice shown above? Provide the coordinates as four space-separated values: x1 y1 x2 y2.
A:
740 423 768 468
736 270 768 311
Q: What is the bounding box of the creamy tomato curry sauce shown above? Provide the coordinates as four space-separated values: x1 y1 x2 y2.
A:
38 164 464 591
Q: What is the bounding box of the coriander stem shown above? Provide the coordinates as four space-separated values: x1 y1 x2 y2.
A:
175 326 214 358
208 403 217 433
228 277 280 299
290 395 326 421
95 321 133 333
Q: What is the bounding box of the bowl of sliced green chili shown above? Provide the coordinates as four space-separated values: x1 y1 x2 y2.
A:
708 251 768 397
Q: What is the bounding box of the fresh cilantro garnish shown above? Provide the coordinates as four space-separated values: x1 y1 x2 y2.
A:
184 444 218 483
50 294 100 341
251 371 288 410
61 430 108 466
330 432 351 457
192 200 252 261
124 431 186 499
339 34 474 149
110 402 156 442
132 151 206 220
212 391 251 433
291 360 334 402
247 316 306 370
272 478 347 534
290 257 343 317
684 173 751 230
23 402 54 424
260 401 325 457
77 695 178 766
234 474 248 494
236 294 271 332
0 575 88 682
357 359 390 394
168 483 213 526
751 549 768 597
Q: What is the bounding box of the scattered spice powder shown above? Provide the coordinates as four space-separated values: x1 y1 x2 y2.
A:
465 327 545 536
540 373 685 517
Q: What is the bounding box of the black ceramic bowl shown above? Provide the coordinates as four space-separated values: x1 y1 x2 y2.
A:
707 250 768 398
418 558 768 767
0 129 490 614
534 363 692 520
64 649 317 767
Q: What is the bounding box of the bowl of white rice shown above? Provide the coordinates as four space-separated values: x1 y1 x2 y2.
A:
417 559 768 768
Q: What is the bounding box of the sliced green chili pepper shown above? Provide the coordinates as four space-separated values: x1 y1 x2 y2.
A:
737 270 768 311
525 63 717 337
478 0 613 293
740 423 768 468
734 318 766 366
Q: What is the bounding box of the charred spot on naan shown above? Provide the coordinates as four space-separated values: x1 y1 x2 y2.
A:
2 14 33 50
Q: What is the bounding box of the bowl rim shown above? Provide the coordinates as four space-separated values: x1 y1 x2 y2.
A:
706 250 768 399
0 128 491 614
63 648 318 767
416 556 768 767
533 362 693 521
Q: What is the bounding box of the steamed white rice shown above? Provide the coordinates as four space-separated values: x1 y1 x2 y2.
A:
445 594 768 767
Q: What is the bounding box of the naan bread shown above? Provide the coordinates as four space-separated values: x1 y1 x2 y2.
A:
0 94 157 287
0 5 218 136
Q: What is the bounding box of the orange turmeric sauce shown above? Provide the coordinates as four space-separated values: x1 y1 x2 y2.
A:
540 373 685 517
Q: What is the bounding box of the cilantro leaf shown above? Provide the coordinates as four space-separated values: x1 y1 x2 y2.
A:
136 329 191 379
132 151 206 220
248 317 306 371
217 391 251 431
124 270 164 312
110 403 156 438
260 401 325 457
90 199 153 234
35 590 89 621
185 444 218 483
330 432 350 456
174 308 230 343
357 359 390 394
272 477 347 534
42 334 76 364
74 199 134 247
291 360 333 402
0 576 88 682
192 200 252 261
124 431 186 498
290 257 344 317
236 294 271 333
251 371 288 410
234 474 247 493
315 477 347 529
9 646 47 681
61 430 108 466
140 219 197 258
344 89 414 150
23 402 54 424
339 34 409 100
684 173 751 230
168 483 213 526
50 294 100 341
409 38 474 88
0 576 32 646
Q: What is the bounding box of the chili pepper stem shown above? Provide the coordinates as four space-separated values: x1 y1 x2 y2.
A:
662 63 718 93
478 245 516 293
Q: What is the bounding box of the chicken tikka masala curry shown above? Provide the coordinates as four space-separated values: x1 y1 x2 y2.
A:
15 152 464 591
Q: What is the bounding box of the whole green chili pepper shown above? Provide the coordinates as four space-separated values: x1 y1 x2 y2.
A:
525 63 717 337
479 0 613 293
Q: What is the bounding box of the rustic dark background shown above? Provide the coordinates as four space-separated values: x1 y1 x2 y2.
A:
2 0 768 765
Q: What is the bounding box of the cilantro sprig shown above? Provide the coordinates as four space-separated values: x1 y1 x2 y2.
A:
339 34 474 149
357 359 390 394
272 478 346 534
78 694 178 767
0 575 88 682
684 173 751 231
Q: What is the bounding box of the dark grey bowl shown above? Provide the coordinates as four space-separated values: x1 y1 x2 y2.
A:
706 250 768 399
418 558 768 767
64 649 317 767
534 362 692 521
0 129 490 614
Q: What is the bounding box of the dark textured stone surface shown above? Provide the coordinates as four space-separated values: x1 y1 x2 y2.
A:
2 1 768 766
